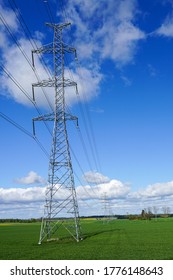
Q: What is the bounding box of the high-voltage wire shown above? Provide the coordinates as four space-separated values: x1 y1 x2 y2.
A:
58 2 103 208
1 0 95 180
1 0 103 220
0 63 34 104
75 60 102 172
54 0 102 175
0 11 54 112
8 0 52 79
0 112 33 139
0 63 52 136
63 54 101 172
0 1 57 143
0 111 49 158
70 145 100 197
43 0 55 24
45 0 103 192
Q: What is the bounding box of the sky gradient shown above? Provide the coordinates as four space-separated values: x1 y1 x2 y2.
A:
1 0 173 218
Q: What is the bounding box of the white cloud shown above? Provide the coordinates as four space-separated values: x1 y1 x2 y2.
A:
0 3 18 31
15 171 46 185
0 3 103 108
0 0 145 108
97 21 145 66
65 66 103 105
0 3 18 49
0 36 100 108
77 179 130 200
0 186 45 203
65 0 146 66
83 171 110 184
134 181 173 199
0 178 173 218
0 28 6 47
156 15 173 37
0 36 54 107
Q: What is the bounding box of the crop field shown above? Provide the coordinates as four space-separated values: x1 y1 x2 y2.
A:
0 218 173 260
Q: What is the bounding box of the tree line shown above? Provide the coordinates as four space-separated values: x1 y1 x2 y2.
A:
128 206 172 220
0 218 41 223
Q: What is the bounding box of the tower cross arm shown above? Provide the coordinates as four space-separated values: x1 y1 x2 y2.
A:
63 44 77 58
65 113 78 127
33 112 54 122
32 79 77 88
32 43 53 55
46 22 71 30
32 79 55 88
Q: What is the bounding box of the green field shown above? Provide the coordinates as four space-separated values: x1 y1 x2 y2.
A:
0 218 173 260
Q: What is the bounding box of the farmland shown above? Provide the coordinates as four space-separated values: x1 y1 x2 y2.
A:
0 218 173 260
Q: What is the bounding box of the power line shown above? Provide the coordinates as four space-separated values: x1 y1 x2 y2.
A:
41 0 102 181
59 3 102 173
59 0 70 23
75 59 102 172
0 12 33 69
63 54 101 172
0 10 54 112
0 111 49 158
57 10 103 198
70 144 100 197
0 63 52 136
8 0 52 79
1 1 104 218
43 0 55 23
41 0 102 179
0 63 34 105
0 111 33 138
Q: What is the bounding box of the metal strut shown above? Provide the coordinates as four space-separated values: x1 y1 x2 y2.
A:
32 22 82 244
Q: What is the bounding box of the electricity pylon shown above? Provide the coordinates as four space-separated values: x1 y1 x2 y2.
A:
101 192 112 223
32 22 82 244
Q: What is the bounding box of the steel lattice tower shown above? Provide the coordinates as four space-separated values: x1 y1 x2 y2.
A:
32 23 82 244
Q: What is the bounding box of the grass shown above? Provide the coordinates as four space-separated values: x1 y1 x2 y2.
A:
0 218 173 259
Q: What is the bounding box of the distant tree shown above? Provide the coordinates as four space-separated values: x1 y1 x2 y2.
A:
153 206 159 219
141 209 145 219
162 206 171 217
141 208 153 220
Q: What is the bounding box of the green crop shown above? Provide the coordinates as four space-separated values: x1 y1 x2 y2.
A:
0 218 173 260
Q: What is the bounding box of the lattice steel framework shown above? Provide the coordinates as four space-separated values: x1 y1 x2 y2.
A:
32 23 82 244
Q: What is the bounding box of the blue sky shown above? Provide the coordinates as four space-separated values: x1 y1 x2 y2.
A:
1 0 173 218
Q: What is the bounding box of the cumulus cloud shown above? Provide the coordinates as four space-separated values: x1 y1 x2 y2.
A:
64 65 103 105
97 21 145 66
0 3 18 48
155 14 173 37
77 179 130 200
65 0 146 66
15 171 46 185
154 0 173 38
133 181 173 199
0 3 103 108
0 3 53 108
0 178 173 218
0 186 45 203
0 3 18 31
0 0 146 108
83 171 110 184
0 36 54 107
